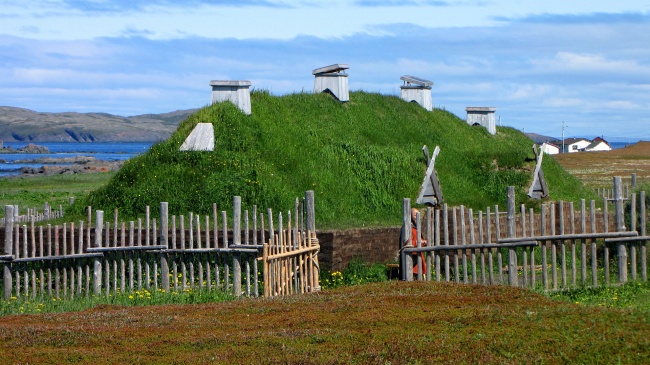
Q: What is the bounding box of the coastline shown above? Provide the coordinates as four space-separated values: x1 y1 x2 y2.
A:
0 141 150 177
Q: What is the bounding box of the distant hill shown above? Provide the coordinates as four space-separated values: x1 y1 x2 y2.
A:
525 133 559 144
0 106 198 142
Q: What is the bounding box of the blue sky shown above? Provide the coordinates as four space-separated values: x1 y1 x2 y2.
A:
0 0 648 140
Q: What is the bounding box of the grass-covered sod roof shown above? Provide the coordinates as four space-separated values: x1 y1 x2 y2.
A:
76 91 591 228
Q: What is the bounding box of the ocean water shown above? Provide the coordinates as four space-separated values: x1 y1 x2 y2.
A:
609 142 635 150
0 142 152 177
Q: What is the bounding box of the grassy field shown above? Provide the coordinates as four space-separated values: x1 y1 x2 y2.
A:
553 141 650 188
0 281 648 364
0 173 113 219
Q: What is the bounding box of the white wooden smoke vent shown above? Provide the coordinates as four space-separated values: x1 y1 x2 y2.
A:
313 64 349 102
210 80 252 115
400 75 433 111
465 107 496 135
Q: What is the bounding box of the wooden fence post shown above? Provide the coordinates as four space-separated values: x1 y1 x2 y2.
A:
401 198 412 281
541 203 548 290
631 194 637 281
233 196 242 297
507 186 517 286
93 210 104 295
614 176 628 283
305 190 320 290
641 191 647 282
4 205 14 299
160 202 170 292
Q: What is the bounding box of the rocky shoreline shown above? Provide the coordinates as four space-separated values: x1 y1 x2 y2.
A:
0 142 50 154
18 158 125 176
1 142 127 176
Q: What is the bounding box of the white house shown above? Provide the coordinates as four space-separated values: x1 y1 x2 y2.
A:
584 137 612 152
563 138 591 153
540 142 560 155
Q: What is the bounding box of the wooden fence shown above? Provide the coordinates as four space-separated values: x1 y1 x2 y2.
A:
401 176 649 291
1 191 320 300
0 202 66 227
593 172 638 201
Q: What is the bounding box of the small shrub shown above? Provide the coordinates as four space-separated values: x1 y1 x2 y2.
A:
321 258 388 289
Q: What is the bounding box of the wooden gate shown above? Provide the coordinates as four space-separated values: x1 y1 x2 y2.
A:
262 229 320 297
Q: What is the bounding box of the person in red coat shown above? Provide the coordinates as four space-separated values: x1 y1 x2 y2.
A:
400 208 427 278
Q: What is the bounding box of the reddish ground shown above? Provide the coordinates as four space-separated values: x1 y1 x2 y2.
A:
553 141 650 187
0 282 648 364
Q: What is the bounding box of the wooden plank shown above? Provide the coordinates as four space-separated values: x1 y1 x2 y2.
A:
469 208 477 284
128 221 134 291
444 204 450 282
196 215 203 291
11 252 104 263
75 223 82 296
119 222 125 293
498 231 638 243
400 75 433 87
580 200 587 286
630 194 637 281
569 202 576 287
558 202 567 289
223 210 230 291
453 207 459 283
605 235 650 243
312 63 349 75
93 210 104 295
529 207 535 289
171 215 178 291
401 198 411 281
614 177 628 284
416 210 423 281
472 210 480 285
590 200 598 286
495 205 503 285
641 191 647 282
550 203 557 290
232 197 242 297
521 205 528 287
507 187 517 286
100 221 108 297
487 206 494 285
426 207 432 282
404 241 538 253
435 209 441 282
262 245 320 260
460 206 467 284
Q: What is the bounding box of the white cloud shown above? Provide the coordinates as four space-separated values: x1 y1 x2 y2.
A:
548 52 645 73
544 98 586 108
506 84 551 100
604 100 640 110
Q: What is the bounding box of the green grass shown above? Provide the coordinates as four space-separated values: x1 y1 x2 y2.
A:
68 91 593 228
0 287 235 316
547 280 650 312
322 257 650 314
0 173 113 219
